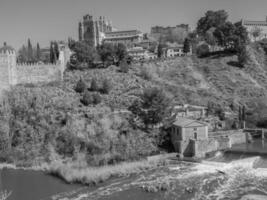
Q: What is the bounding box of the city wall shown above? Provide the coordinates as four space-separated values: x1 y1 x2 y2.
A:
0 46 71 97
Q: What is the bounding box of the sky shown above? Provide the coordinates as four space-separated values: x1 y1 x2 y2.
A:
1 0 267 50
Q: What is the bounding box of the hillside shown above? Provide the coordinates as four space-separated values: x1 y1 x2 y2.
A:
1 44 267 167
63 44 267 112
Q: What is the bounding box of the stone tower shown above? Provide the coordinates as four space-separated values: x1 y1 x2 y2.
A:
80 14 96 46
0 42 16 94
78 14 114 47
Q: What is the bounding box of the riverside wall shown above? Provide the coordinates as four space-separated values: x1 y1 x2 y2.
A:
192 130 247 158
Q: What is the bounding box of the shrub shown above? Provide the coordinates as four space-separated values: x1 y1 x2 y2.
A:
92 93 102 105
74 78 87 93
81 91 94 106
101 78 112 94
90 78 98 92
237 45 249 67
119 60 129 73
140 66 152 80
196 44 210 57
81 91 101 106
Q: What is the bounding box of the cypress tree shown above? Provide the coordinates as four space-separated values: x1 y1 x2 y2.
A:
36 43 41 61
50 42 54 63
183 38 190 55
54 42 59 61
27 38 33 62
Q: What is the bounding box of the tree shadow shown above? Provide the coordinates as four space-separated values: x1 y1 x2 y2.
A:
227 61 242 68
199 50 236 59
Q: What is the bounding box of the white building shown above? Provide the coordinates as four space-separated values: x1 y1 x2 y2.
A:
128 47 157 61
163 45 192 58
242 17 267 41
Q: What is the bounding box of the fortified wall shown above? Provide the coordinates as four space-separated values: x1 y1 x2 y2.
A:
0 43 71 96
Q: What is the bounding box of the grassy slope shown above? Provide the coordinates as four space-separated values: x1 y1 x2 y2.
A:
63 46 267 112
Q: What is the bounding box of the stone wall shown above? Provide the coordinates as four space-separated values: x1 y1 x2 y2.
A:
0 47 69 97
15 64 63 85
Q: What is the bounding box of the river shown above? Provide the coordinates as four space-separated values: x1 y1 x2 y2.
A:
1 140 267 200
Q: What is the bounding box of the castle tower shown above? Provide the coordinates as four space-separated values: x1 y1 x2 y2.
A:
0 42 16 94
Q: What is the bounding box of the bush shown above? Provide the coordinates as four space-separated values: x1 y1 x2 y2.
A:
81 91 101 106
140 66 152 80
237 45 249 67
101 78 112 94
92 93 101 105
196 44 210 57
119 60 129 73
81 91 94 106
74 78 87 93
90 78 98 92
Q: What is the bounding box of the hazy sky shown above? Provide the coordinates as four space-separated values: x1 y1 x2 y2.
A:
1 0 267 49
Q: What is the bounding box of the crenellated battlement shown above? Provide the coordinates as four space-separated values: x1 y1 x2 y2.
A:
0 42 71 97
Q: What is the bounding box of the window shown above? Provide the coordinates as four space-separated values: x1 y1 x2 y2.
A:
194 132 197 140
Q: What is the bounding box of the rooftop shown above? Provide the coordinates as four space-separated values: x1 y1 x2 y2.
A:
173 117 207 128
105 30 142 35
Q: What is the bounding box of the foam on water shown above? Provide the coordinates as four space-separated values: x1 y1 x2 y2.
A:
61 156 267 200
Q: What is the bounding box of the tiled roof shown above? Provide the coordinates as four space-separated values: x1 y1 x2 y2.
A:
173 117 207 128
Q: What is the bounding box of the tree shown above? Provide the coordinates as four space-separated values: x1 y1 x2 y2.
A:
72 41 97 65
27 38 33 62
53 42 59 61
90 78 98 92
97 43 116 65
80 91 101 106
17 45 28 63
101 78 111 94
129 87 171 129
81 90 93 106
157 43 165 58
36 43 41 61
237 44 249 67
196 43 210 57
251 26 263 41
197 10 228 35
50 42 55 64
115 43 128 64
119 59 129 73
183 38 191 55
74 78 87 93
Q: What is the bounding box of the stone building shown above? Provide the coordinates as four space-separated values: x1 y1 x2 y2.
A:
79 14 113 46
150 24 190 43
170 117 208 157
78 14 143 48
173 104 207 119
242 17 267 41
103 30 143 48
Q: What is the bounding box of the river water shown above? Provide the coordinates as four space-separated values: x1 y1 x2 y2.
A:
1 140 267 200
